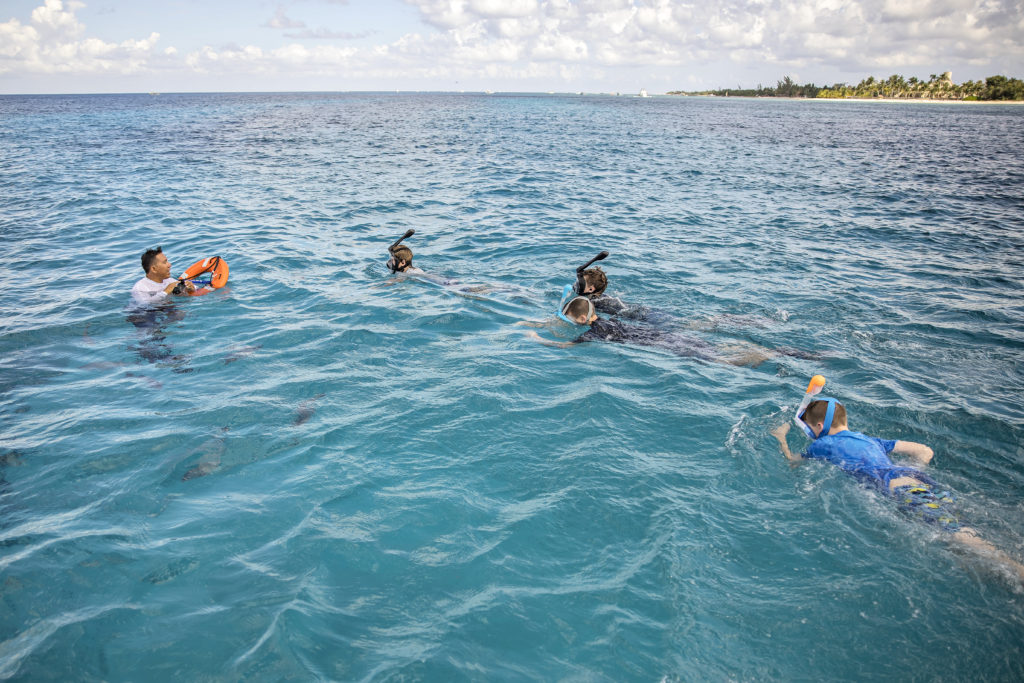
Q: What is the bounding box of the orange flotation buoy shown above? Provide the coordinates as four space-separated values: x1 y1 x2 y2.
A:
180 256 229 289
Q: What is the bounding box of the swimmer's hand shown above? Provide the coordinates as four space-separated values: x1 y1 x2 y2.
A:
169 278 197 295
770 423 800 462
514 320 546 328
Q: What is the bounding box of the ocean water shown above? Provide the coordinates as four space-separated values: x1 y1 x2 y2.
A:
1 92 1023 681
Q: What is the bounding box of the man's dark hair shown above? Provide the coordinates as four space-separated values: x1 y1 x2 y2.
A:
583 267 607 296
141 246 163 273
390 245 413 264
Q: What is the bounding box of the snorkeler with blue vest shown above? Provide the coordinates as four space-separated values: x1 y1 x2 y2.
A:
771 376 1024 584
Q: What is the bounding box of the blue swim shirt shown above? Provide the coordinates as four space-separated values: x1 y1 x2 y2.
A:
802 430 928 487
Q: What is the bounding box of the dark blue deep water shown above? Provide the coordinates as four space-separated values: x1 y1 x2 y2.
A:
2 92 1023 681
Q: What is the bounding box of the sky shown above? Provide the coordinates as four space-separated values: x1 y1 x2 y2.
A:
1 0 1023 94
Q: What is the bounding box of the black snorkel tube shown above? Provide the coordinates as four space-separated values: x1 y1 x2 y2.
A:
387 229 415 273
573 250 609 295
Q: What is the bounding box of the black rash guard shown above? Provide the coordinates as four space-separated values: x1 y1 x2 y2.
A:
574 317 716 360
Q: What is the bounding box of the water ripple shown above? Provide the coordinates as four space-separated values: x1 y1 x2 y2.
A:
1 93 1023 681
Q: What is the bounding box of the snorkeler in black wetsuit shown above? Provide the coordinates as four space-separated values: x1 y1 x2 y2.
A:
568 251 672 324
573 313 718 359
521 293 814 366
539 295 722 360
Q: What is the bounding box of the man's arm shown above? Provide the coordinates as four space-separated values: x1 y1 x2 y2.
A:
891 440 933 465
131 276 194 305
770 422 802 462
522 330 574 348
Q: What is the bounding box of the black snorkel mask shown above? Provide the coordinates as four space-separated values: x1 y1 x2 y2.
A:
572 250 609 296
557 250 608 325
386 229 415 273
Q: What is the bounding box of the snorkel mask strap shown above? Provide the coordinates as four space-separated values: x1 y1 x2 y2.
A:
820 399 836 439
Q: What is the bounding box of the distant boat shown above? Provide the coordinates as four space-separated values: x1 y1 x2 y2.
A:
148 92 160 96
639 88 650 98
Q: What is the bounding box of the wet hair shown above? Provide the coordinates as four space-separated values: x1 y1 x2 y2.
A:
141 246 163 273
390 245 413 265
583 267 607 296
563 297 593 322
802 399 847 427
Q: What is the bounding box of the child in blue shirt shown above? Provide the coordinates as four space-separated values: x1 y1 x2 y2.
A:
772 398 1024 584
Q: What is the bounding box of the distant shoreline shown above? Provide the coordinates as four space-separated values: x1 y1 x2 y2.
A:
2 91 1023 103
669 94 1024 105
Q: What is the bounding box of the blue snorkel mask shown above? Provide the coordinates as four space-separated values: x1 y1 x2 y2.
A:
794 375 835 440
557 285 596 325
797 398 837 440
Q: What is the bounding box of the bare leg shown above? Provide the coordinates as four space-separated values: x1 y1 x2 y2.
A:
952 528 1024 584
717 342 772 367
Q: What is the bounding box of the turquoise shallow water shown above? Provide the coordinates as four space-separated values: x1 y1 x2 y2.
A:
1 92 1024 680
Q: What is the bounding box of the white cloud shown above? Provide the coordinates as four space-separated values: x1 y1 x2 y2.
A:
2 0 1023 91
0 1 162 75
468 0 539 19
531 32 588 61
265 7 306 30
31 0 84 35
185 41 359 74
284 28 373 39
397 0 1024 76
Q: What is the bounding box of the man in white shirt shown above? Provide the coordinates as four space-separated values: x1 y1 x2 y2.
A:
131 246 194 306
